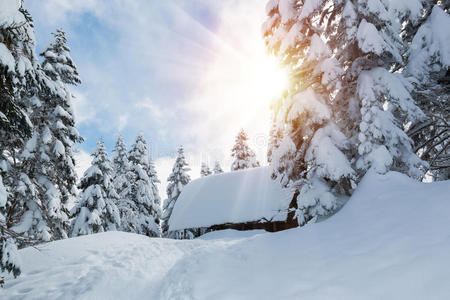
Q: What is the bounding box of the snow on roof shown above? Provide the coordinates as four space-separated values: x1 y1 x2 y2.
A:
169 166 293 231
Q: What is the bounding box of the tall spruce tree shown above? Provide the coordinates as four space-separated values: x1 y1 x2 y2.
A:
231 129 260 171
71 140 120 236
263 0 428 224
10 28 82 243
334 0 426 179
262 0 354 224
119 134 160 237
0 1 38 282
39 29 82 210
404 4 450 180
200 163 212 177
162 146 190 236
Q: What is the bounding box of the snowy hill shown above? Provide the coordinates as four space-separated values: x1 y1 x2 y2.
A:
169 167 293 231
2 171 450 300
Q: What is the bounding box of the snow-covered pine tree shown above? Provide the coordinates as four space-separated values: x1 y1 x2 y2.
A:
213 161 224 174
112 134 131 197
38 29 83 209
200 163 212 177
10 28 83 243
71 140 120 236
40 29 81 85
0 0 38 282
263 0 430 224
10 93 74 244
404 4 450 180
119 134 160 237
263 0 355 224
331 0 427 179
162 146 190 236
230 129 260 171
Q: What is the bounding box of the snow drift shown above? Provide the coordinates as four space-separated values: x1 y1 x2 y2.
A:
168 167 293 231
2 171 450 299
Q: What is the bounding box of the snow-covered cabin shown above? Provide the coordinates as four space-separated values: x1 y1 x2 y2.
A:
168 167 297 239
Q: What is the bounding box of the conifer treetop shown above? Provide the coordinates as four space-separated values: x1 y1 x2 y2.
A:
231 129 260 171
40 29 81 85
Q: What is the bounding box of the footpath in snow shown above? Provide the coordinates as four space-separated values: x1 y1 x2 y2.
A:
2 171 450 300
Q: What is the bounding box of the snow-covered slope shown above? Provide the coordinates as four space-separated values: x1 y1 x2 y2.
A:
3 171 450 299
169 167 293 231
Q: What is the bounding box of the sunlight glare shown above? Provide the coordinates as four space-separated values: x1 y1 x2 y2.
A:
184 4 290 164
251 54 288 106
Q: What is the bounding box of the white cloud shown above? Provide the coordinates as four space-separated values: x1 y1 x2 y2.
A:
118 114 129 132
27 0 274 180
72 92 96 125
135 100 169 122
32 0 102 24
74 149 92 179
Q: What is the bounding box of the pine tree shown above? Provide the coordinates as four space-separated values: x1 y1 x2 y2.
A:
200 163 212 177
119 134 160 237
213 161 224 174
404 4 450 180
10 28 83 243
112 134 131 197
40 29 81 85
0 1 38 282
231 129 260 171
71 140 120 236
162 146 190 236
262 0 428 224
335 0 426 179
263 0 355 224
39 29 83 208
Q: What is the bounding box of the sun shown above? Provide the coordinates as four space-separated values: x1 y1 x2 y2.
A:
183 5 290 163
251 53 289 106
195 43 289 113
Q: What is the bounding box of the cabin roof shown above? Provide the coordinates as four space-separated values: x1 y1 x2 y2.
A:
168 167 293 231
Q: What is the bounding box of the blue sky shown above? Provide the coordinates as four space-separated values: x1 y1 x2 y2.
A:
25 0 284 197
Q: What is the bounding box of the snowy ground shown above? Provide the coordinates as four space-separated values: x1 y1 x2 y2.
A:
2 171 450 300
